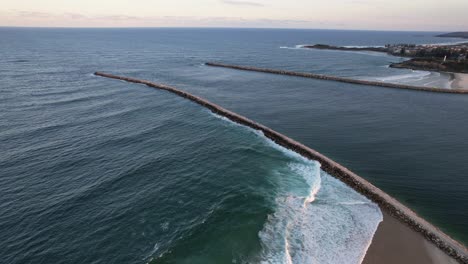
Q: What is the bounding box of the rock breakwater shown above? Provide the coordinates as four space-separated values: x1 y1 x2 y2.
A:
205 62 468 93
94 71 468 263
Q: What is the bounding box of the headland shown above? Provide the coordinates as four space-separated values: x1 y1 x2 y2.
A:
94 71 468 263
303 42 468 74
390 58 468 74
302 44 387 53
437 32 468 39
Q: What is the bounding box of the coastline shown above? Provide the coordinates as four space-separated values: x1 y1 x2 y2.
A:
364 212 458 264
302 44 468 74
94 72 468 263
452 73 468 89
390 59 468 75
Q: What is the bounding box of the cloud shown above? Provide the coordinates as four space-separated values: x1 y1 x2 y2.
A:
2 9 467 31
95 14 140 21
64 13 88 19
221 0 264 7
2 11 336 29
16 11 53 18
7 10 320 27
12 11 88 20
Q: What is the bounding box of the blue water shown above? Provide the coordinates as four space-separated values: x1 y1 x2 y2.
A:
1 28 467 263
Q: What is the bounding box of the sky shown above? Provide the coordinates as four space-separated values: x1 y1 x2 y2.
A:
0 0 467 31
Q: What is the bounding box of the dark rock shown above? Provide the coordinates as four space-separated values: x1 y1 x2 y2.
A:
303 44 388 53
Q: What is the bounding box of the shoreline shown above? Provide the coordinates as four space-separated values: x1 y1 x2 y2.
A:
390 59 468 75
452 73 468 89
94 72 468 263
363 212 458 264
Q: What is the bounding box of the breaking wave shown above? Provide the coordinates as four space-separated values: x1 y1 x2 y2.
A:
279 44 307 50
369 71 452 88
376 70 433 82
258 160 383 264
210 111 383 264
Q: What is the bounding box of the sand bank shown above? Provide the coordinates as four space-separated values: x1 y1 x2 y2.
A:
364 212 458 264
94 72 468 263
452 73 468 89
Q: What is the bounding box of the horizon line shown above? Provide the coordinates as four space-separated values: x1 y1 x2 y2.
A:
0 26 457 33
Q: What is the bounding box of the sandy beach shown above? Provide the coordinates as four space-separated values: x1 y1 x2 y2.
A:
363 212 459 264
452 73 468 89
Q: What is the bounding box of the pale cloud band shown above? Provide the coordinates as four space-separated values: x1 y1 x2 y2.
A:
221 0 264 7
0 0 467 31
0 10 327 28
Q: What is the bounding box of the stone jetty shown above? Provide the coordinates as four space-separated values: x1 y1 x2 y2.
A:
95 71 468 263
205 62 468 94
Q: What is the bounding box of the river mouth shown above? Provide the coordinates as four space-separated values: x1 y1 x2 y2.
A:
2 28 468 264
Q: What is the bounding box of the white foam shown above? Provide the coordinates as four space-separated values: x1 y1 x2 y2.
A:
279 44 308 50
288 44 387 49
288 162 321 206
377 71 432 82
368 70 453 88
349 51 392 57
281 44 393 58
209 110 383 264
259 168 383 264
343 45 385 48
208 111 309 162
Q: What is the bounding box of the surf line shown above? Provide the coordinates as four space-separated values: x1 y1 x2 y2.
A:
205 62 468 94
94 71 467 263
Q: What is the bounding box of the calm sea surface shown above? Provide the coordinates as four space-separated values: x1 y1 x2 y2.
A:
1 28 467 263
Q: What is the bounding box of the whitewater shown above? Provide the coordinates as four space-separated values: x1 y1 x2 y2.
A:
211 112 383 264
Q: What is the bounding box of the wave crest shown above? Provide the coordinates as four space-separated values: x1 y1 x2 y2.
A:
209 111 382 264
258 161 382 264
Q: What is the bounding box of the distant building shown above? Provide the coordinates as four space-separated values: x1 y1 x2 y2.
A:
458 54 467 62
384 43 467 61
405 49 417 56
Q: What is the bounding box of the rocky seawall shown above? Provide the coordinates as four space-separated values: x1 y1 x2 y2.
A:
205 62 468 93
95 71 467 263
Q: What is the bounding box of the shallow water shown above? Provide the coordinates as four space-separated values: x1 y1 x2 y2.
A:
0 28 467 263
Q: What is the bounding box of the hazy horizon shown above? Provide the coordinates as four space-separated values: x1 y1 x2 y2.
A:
0 26 464 33
1 0 467 31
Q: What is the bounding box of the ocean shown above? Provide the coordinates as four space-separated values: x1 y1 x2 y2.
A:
1 28 467 263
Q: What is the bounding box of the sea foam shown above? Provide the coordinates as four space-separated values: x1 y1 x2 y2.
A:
259 162 383 264
371 71 452 88
209 111 383 264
